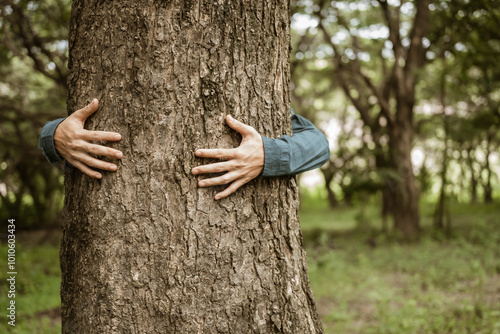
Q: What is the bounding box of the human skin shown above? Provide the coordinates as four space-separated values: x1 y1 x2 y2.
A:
192 114 264 200
54 99 264 200
54 99 123 179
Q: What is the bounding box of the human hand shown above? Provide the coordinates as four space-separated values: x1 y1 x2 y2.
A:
192 115 264 200
54 98 123 179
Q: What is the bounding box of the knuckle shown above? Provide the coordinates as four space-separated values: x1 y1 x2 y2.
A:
233 161 245 169
87 145 97 155
68 150 78 159
84 158 96 168
233 151 244 160
96 148 105 157
68 141 79 150
76 130 87 139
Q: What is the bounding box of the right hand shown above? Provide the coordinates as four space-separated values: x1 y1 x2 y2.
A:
54 98 123 179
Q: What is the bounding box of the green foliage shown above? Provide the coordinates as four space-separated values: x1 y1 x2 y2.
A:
0 0 71 228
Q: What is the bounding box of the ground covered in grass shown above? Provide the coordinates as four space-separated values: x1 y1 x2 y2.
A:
0 230 61 333
1 201 499 333
300 196 500 334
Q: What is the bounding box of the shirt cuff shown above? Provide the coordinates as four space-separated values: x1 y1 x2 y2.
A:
261 135 291 177
38 118 66 164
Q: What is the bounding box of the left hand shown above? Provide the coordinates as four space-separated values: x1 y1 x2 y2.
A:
192 115 264 200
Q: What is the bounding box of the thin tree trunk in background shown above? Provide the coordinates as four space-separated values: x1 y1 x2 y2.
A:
61 1 323 333
380 185 393 233
483 132 493 203
434 59 451 233
467 147 478 204
321 169 338 208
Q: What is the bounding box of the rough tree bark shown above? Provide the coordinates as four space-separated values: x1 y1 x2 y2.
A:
60 1 323 333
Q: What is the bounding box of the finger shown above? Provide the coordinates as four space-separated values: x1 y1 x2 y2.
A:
215 179 247 200
68 158 102 179
75 152 118 172
198 172 238 187
72 98 99 122
192 161 230 175
195 148 237 159
81 129 122 142
84 142 123 159
226 115 255 137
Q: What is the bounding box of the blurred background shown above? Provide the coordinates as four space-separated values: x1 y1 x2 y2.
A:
0 0 499 333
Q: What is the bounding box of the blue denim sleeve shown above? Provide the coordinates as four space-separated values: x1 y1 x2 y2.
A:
261 112 330 177
38 118 66 164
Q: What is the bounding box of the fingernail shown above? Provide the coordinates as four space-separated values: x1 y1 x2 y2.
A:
115 152 122 158
199 181 205 186
115 134 121 140
195 150 201 156
215 195 220 200
110 165 117 171
192 169 198 175
96 173 102 179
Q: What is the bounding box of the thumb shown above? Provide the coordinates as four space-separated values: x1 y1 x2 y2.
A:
226 115 255 137
72 98 99 122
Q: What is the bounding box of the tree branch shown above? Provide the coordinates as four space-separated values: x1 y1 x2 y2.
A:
405 0 430 91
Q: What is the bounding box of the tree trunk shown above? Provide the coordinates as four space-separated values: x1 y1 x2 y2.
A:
483 132 493 203
389 116 420 238
320 169 338 208
467 147 478 204
61 1 323 333
434 62 451 234
433 145 450 233
380 185 393 233
316 0 429 238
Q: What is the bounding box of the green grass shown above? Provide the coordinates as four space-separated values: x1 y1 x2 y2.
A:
301 200 500 334
0 235 61 333
1 200 499 333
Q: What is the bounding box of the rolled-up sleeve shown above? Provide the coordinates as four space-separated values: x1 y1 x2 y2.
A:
261 112 330 177
38 118 66 164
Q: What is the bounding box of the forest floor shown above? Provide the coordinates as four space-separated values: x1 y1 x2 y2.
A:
301 196 500 334
0 200 499 334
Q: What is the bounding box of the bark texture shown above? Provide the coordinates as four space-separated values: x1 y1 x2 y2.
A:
61 1 323 333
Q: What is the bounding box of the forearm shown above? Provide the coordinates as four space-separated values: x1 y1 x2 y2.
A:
261 114 330 177
38 118 66 164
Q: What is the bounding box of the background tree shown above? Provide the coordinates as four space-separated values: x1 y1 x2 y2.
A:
291 0 431 238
